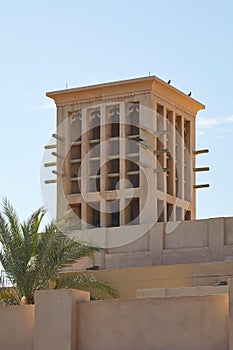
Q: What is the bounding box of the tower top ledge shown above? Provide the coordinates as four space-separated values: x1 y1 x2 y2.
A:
46 75 205 114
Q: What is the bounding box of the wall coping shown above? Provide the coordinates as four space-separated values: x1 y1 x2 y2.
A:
137 285 229 298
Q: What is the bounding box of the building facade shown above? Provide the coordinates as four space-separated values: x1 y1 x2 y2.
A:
45 76 207 247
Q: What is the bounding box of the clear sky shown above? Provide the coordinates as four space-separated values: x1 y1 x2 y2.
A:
0 0 233 221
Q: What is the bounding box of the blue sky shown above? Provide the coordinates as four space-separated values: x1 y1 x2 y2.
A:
0 0 233 221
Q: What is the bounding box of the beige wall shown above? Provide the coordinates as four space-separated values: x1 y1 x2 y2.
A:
77 294 229 350
0 285 232 350
78 260 233 299
94 217 233 269
34 289 90 350
0 305 34 350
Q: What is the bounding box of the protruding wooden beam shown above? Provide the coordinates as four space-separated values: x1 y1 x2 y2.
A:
89 139 100 144
153 149 168 154
138 124 170 137
44 144 57 150
70 159 82 164
89 175 101 179
52 170 64 177
107 173 120 178
44 179 57 184
193 149 209 155
154 168 170 173
70 177 81 181
127 171 140 176
108 155 120 160
52 152 63 159
154 130 170 136
193 184 210 189
127 134 140 139
52 133 64 141
71 141 82 146
44 162 57 167
193 167 210 172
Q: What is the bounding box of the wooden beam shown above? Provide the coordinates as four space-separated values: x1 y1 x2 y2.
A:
154 130 170 136
154 168 170 173
70 177 81 181
52 152 63 159
44 179 57 184
44 144 57 150
52 133 64 141
153 149 168 154
44 162 57 167
52 170 64 177
127 171 140 176
193 149 209 155
193 184 210 189
193 167 210 172
70 159 82 164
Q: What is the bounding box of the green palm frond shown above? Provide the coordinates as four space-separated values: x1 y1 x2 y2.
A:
56 273 119 299
0 199 118 304
0 288 19 305
2 197 23 249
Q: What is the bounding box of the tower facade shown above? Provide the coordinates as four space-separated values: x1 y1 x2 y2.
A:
45 76 206 246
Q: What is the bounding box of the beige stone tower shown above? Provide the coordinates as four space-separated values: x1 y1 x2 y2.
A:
45 76 207 244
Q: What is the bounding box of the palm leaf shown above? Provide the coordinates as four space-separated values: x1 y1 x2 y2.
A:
0 199 118 305
0 288 19 305
56 273 119 298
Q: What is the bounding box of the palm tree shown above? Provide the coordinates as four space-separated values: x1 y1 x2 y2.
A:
0 198 118 304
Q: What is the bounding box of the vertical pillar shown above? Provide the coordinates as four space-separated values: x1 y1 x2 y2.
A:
191 117 196 219
100 104 107 227
180 115 185 202
81 108 88 227
57 106 69 218
228 278 233 350
171 111 176 199
140 95 155 224
120 102 126 225
151 96 158 220
34 289 90 350
149 222 164 265
208 218 225 259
